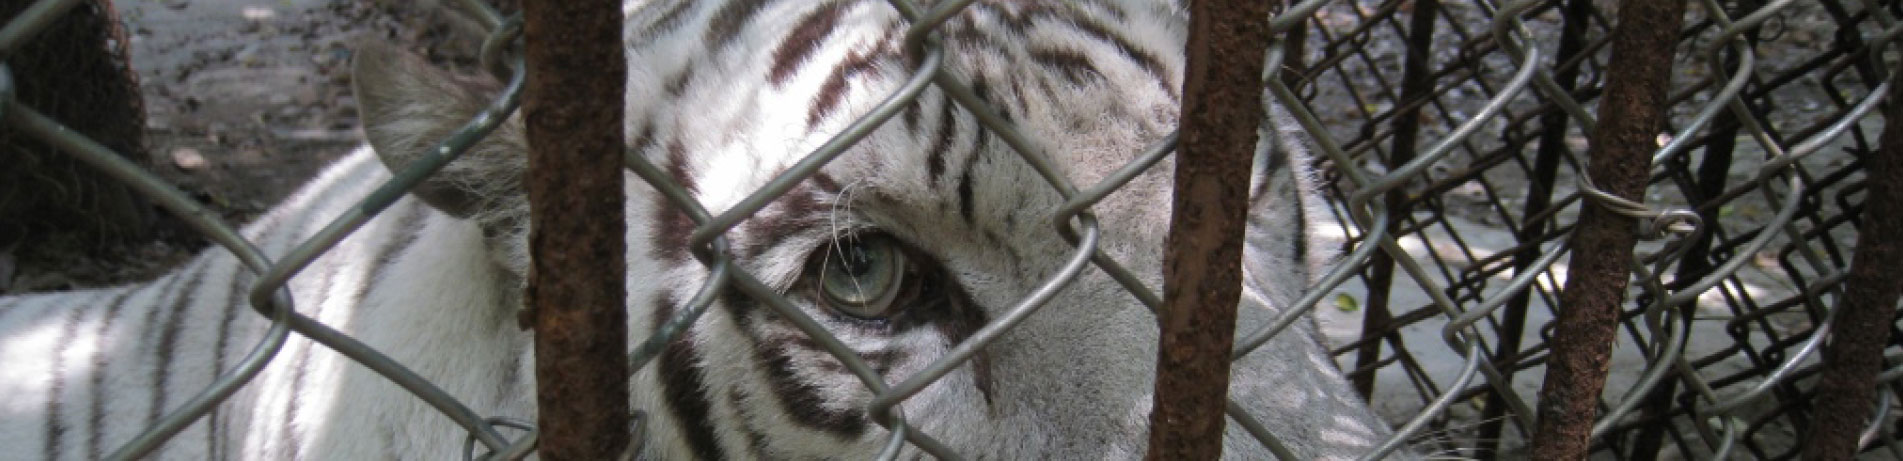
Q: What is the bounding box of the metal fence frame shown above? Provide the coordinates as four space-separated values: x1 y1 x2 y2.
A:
1 0 1898 459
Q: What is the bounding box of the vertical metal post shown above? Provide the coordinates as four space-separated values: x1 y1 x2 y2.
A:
1145 0 1274 458
522 0 629 459
1529 0 1686 458
1354 0 1439 399
1634 37 1746 461
1800 60 1903 460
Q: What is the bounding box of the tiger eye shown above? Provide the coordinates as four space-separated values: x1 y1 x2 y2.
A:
817 235 907 319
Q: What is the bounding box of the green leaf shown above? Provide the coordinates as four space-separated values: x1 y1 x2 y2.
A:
1334 293 1360 312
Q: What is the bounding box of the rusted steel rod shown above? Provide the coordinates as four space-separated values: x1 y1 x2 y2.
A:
1800 60 1903 460
1145 0 1275 459
1528 0 1686 458
522 0 629 459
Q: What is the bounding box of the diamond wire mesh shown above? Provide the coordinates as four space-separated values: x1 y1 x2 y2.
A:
1 0 1898 459
1290 0 1901 458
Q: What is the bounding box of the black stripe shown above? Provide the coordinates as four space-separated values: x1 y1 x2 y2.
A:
353 200 428 306
741 181 832 259
794 340 900 377
807 47 886 127
1012 78 1038 119
1031 76 1063 113
969 2 1036 33
1253 140 1287 200
902 98 922 133
81 287 142 459
757 336 870 437
1029 48 1105 85
956 170 977 224
652 137 697 262
665 138 699 195
942 16 1009 57
968 71 993 105
282 332 319 455
652 196 697 263
47 291 113 461
705 0 776 51
721 290 871 438
968 74 1014 124
654 293 725 460
885 255 996 406
727 388 773 458
208 176 301 458
149 261 216 428
629 122 658 157
635 0 698 43
926 98 957 186
282 207 376 458
810 172 842 193
209 264 253 461
1290 171 1311 273
953 75 992 225
955 125 987 225
98 270 189 457
664 62 697 98
768 0 846 86
1065 15 1176 99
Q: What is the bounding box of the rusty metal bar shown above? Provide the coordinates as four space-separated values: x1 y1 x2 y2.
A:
522 0 629 459
1528 0 1687 457
1144 0 1274 458
1632 16 1748 457
1800 59 1903 460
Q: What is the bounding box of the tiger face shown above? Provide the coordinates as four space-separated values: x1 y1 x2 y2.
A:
349 1 1396 459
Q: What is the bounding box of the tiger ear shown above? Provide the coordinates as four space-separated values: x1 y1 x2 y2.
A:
351 40 528 219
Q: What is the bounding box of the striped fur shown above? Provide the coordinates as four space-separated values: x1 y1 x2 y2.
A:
0 1 1404 459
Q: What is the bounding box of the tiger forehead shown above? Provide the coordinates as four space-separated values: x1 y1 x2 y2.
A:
637 0 1185 255
636 0 1180 100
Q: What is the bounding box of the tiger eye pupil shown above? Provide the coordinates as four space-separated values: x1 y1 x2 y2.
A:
841 245 873 276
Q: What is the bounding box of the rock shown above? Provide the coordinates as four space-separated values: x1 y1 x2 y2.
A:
171 147 209 170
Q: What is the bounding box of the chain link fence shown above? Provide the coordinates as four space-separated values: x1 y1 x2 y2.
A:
2 0 1898 459
1294 0 1901 458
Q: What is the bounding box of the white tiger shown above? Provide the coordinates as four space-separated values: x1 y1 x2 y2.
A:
0 0 1406 459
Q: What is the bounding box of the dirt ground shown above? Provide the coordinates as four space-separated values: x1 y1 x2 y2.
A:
2 0 490 293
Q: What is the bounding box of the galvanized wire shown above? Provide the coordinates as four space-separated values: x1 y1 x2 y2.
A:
1292 0 1899 458
4 0 1898 459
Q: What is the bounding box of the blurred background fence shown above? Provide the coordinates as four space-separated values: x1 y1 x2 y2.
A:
1290 0 1901 458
